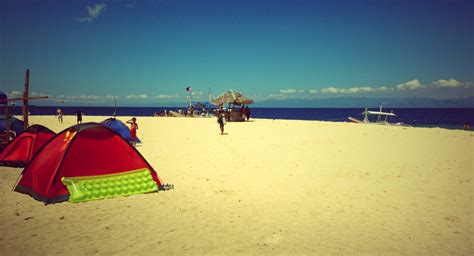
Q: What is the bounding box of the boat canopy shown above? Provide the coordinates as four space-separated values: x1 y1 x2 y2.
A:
192 102 216 110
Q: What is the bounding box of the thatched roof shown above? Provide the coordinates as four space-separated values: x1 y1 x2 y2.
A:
211 90 254 106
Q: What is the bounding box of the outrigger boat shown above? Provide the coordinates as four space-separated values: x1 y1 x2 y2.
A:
348 105 408 126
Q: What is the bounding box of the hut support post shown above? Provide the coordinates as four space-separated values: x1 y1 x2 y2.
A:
22 69 29 129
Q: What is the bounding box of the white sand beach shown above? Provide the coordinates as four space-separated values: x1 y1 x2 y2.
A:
0 115 472 255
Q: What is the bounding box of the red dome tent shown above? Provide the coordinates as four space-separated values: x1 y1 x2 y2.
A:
14 123 163 204
0 124 56 167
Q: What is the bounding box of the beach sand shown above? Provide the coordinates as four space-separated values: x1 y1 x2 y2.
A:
0 115 472 255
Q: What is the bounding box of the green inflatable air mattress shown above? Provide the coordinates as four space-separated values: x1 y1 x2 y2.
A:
61 168 158 203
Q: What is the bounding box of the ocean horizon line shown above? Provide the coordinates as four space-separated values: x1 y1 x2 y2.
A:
6 106 473 130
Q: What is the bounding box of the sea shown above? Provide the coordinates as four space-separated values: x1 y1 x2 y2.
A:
8 106 474 130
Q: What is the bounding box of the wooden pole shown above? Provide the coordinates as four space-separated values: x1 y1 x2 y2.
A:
4 104 9 132
22 69 29 129
113 96 117 117
189 90 192 108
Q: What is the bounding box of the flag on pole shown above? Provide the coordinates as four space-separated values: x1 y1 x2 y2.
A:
186 87 192 108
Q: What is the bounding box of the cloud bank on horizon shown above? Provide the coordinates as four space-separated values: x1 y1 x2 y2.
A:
264 79 474 100
4 78 474 106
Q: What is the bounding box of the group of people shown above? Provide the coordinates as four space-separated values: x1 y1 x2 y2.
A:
240 106 251 122
53 105 250 143
54 108 138 146
55 108 83 124
215 105 251 135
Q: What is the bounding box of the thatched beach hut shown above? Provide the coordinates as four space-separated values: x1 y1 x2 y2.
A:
211 90 253 121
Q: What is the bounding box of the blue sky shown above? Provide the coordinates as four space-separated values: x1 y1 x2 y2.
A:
1 0 473 106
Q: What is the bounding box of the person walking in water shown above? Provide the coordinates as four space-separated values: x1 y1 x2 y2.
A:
76 108 83 124
126 117 139 146
217 109 225 135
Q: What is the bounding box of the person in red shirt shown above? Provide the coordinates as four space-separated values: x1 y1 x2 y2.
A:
126 117 139 146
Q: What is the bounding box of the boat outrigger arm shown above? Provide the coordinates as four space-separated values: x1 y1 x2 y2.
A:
362 106 396 124
348 105 405 126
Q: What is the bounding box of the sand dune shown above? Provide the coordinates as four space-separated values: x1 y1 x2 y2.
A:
0 115 472 255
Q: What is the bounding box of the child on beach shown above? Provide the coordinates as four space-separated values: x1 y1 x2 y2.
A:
217 110 225 135
126 117 139 146
56 108 63 123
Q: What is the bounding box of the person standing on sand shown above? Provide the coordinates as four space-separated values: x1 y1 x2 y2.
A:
56 108 63 123
126 117 139 146
245 106 251 122
217 109 225 135
76 108 83 124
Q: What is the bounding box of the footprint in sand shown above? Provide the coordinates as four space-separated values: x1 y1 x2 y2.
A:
443 216 459 222
215 189 235 195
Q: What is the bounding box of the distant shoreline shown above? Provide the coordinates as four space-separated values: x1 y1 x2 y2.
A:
8 106 471 129
15 114 472 132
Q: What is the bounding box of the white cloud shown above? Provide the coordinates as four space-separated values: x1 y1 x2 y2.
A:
104 95 119 100
265 78 472 100
30 92 49 97
321 86 392 94
126 94 148 100
8 91 22 97
154 94 180 99
321 87 340 94
78 3 107 23
269 94 283 97
7 91 49 99
49 94 104 103
280 89 296 94
395 79 423 90
280 89 304 94
346 87 373 93
70 95 102 100
126 2 136 8
378 86 392 92
433 79 462 88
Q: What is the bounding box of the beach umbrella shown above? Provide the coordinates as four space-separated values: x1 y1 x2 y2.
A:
211 90 254 106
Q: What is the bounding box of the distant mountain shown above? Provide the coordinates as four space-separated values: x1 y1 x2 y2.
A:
253 96 474 108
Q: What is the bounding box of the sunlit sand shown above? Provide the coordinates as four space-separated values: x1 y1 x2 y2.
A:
0 115 472 255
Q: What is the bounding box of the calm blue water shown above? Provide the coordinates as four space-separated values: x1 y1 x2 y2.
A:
8 106 474 130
